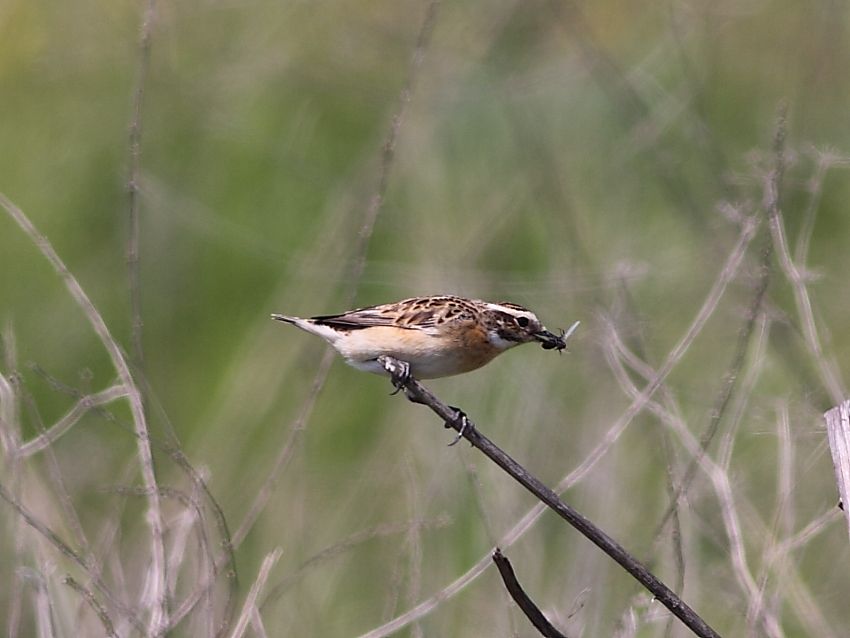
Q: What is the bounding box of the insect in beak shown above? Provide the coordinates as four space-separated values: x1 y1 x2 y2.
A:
535 321 580 352
535 329 566 351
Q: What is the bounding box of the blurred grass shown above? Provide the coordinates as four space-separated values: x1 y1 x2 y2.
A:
3 0 850 636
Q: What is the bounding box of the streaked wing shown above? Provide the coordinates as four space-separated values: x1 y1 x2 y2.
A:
310 306 403 330
310 297 451 331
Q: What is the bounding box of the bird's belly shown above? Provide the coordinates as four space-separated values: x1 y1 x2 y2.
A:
337 326 500 379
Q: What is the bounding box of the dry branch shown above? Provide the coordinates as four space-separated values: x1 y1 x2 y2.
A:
378 355 720 638
492 549 568 638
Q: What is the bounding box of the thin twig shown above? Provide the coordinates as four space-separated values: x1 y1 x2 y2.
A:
64 576 118 638
403 457 425 638
492 549 568 638
228 548 282 638
16 385 130 457
0 330 22 454
611 277 686 636
127 0 157 368
17 381 92 555
84 461 139 628
124 3 170 622
602 333 784 638
0 479 147 633
0 193 168 634
547 0 708 233
733 500 838 638
261 518 448 607
570 216 757 491
747 404 795 635
796 147 850 265
1 340 24 638
461 452 521 631
764 108 846 405
775 506 840 555
108 485 216 587
25 360 239 634
165 447 237 635
348 0 439 289
19 568 57 638
379 356 720 638
231 349 333 549
653 225 772 538
250 608 269 638
363 554 493 638
794 151 828 266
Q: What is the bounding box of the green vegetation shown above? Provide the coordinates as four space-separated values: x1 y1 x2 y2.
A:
2 1 850 636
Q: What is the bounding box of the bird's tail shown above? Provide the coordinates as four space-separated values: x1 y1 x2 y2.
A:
271 313 344 345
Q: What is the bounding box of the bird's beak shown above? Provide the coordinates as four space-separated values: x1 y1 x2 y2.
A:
534 328 567 351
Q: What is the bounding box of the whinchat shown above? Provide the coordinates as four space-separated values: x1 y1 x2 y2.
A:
271 295 575 380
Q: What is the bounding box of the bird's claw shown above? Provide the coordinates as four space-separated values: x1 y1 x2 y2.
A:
446 406 473 446
378 356 411 395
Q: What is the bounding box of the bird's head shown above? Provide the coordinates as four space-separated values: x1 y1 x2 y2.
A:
483 302 567 352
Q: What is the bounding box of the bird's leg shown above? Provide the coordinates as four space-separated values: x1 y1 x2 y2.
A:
377 355 411 395
446 406 473 446
377 356 472 443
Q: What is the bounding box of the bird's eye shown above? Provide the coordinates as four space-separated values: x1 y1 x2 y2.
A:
516 316 529 328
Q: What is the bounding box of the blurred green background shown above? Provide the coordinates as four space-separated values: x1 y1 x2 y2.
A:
2 1 850 636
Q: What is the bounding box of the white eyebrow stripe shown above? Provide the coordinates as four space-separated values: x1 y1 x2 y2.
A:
484 303 520 314
483 303 536 320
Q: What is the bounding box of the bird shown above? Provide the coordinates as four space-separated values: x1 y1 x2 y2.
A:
271 295 572 380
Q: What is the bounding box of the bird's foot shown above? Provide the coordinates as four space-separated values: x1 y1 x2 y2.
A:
378 356 411 395
446 406 473 446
